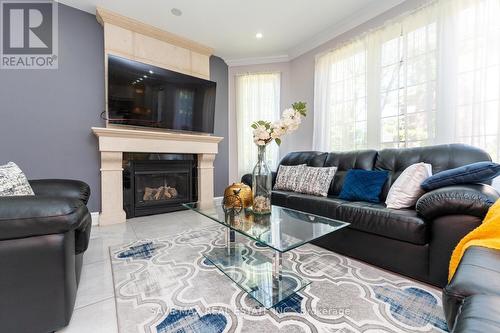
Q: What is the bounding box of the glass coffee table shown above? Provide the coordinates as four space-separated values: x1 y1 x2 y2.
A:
183 198 349 308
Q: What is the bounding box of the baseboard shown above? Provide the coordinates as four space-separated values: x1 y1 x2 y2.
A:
90 212 100 226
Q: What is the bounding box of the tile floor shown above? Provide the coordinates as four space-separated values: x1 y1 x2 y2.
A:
58 210 214 333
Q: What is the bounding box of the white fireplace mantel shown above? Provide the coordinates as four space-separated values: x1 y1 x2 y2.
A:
92 127 223 225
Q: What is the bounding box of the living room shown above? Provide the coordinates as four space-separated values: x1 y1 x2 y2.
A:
1 0 500 332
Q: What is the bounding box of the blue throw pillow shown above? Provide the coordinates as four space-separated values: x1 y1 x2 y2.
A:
421 161 500 191
339 169 389 203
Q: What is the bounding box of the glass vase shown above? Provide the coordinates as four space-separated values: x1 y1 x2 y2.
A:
252 145 272 214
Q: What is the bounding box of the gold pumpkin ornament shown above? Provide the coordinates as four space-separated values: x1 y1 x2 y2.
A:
223 183 253 209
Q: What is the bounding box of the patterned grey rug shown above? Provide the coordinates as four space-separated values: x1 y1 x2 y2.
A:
110 226 449 333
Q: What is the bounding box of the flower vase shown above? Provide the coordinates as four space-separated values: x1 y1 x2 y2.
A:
252 145 272 214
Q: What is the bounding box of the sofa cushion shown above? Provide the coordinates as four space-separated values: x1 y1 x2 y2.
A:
0 162 34 197
385 162 432 209
339 169 389 203
286 193 348 219
337 202 428 245
279 151 327 167
296 166 337 197
375 144 492 201
271 190 292 207
453 295 500 333
421 161 500 191
274 164 306 191
323 150 378 195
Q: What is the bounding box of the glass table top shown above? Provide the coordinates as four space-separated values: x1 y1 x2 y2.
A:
183 198 350 253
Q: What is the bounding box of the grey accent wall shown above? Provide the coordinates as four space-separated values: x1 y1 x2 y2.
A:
210 56 229 195
0 4 105 212
0 4 230 211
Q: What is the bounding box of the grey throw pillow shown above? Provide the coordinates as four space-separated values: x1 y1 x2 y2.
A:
296 166 337 197
274 164 306 191
0 162 34 196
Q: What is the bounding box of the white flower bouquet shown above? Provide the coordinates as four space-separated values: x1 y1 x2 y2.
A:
251 102 307 146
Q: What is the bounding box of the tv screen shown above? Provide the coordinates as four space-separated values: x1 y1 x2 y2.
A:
107 54 216 134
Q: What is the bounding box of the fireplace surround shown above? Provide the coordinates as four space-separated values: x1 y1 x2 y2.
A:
92 127 222 225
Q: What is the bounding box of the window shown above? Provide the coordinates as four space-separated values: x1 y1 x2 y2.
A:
329 51 367 151
453 0 500 160
235 73 281 177
314 0 500 160
313 41 367 151
379 23 437 148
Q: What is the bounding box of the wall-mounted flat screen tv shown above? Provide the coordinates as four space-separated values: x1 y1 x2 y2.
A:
107 54 216 134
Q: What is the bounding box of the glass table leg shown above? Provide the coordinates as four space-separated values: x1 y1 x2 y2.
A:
273 251 283 299
225 227 235 255
273 251 283 281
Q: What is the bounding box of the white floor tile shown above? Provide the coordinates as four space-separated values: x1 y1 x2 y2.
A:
130 211 214 239
84 224 137 265
58 298 117 333
75 259 114 309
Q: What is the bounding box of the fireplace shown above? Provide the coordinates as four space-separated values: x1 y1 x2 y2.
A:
123 153 197 218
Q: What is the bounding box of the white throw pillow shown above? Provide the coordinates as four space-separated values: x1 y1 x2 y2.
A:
385 162 432 209
296 166 337 197
0 162 34 196
274 164 306 191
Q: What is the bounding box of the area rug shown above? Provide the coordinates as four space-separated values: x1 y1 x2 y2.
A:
110 226 449 333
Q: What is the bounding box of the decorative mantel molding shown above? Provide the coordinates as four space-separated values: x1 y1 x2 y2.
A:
92 127 223 225
96 7 214 57
96 7 213 84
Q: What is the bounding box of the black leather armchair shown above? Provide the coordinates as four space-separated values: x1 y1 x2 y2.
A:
0 179 92 333
442 246 500 332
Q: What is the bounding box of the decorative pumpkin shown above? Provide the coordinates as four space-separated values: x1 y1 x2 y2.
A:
223 183 252 209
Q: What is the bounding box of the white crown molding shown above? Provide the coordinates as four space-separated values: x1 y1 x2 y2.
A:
287 0 406 59
225 55 290 67
59 0 406 65
223 0 405 66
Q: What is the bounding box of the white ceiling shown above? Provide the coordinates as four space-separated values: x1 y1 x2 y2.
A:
58 0 404 64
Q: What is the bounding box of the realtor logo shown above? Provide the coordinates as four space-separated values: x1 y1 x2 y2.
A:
1 0 58 69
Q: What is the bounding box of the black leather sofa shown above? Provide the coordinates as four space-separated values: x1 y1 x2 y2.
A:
242 144 499 287
443 246 500 332
0 179 92 333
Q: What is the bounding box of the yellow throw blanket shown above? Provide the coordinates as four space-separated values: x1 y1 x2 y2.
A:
449 198 500 282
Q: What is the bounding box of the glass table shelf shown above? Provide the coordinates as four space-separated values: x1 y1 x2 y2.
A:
203 243 310 309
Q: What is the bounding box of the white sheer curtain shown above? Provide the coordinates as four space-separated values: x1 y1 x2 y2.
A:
314 0 500 160
313 40 368 151
436 0 500 160
235 73 281 177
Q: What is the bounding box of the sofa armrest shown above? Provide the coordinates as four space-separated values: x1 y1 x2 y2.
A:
416 184 499 220
442 246 500 329
241 172 277 188
29 179 91 204
0 196 90 242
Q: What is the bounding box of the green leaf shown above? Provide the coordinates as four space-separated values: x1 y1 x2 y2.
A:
275 138 282 146
257 120 266 125
251 124 257 129
292 101 307 117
